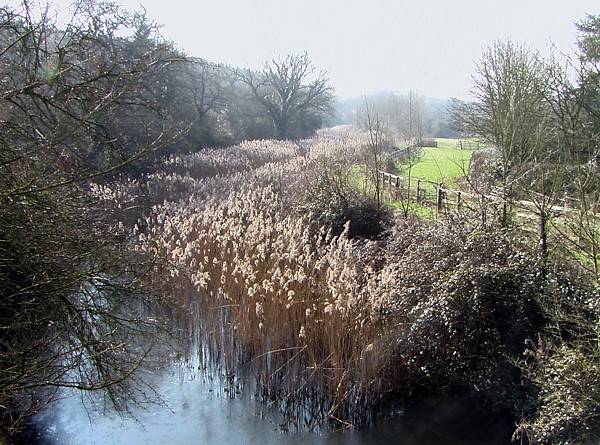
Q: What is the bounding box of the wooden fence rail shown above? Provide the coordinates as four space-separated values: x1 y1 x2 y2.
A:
377 170 575 218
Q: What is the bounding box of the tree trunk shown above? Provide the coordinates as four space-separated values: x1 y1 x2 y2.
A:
539 210 548 275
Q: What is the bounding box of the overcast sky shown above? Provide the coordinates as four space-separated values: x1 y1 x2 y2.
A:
19 0 600 99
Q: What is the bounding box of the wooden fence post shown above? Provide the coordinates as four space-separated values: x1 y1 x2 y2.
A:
457 191 462 211
416 180 421 204
436 183 444 213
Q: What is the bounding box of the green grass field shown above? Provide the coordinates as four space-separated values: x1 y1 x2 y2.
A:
388 200 436 219
397 138 474 186
349 138 476 219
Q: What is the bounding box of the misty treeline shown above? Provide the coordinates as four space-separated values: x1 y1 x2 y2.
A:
0 0 335 168
335 92 458 139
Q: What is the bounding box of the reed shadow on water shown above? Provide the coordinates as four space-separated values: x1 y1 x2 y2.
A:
23 360 515 445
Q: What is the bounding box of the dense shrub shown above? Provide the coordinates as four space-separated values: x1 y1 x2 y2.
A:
374 217 544 406
300 186 391 240
516 279 600 444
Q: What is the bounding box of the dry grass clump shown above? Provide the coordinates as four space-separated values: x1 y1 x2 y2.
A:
128 132 395 426
90 138 308 213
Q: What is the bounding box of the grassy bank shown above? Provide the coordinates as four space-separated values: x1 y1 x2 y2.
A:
397 139 474 186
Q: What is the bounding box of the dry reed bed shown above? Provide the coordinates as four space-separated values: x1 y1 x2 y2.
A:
130 135 399 426
132 133 530 428
162 139 301 179
143 195 392 425
90 139 307 221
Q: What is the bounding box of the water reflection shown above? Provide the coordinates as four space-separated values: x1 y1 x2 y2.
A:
30 360 514 445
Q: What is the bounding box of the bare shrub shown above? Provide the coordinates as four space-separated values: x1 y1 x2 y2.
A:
295 134 391 240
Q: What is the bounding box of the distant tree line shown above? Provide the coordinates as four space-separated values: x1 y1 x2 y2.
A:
0 2 335 176
333 92 460 138
178 52 334 147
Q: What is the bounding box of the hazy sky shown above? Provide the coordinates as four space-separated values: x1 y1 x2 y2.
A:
20 0 600 98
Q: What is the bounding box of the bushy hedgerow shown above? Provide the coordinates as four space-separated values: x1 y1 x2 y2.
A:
376 217 544 405
515 278 600 444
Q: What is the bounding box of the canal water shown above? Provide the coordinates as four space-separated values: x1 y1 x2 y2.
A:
26 357 515 445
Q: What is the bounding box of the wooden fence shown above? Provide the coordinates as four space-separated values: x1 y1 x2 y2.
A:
378 171 463 213
378 170 600 276
456 140 481 150
377 170 575 218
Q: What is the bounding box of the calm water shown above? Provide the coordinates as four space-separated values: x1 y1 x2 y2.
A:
25 358 515 445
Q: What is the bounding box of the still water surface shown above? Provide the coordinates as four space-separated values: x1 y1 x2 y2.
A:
29 360 514 445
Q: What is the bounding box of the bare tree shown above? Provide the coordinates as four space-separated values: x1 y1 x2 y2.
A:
405 90 423 145
398 91 424 216
167 57 229 148
450 41 551 228
0 1 190 436
360 98 391 209
184 58 224 120
237 53 334 140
